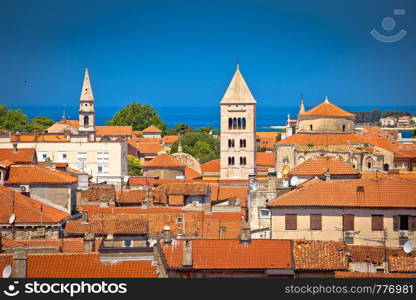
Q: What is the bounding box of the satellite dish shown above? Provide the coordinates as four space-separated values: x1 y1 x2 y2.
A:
2 265 11 278
282 180 289 188
404 240 414 254
277 172 283 179
290 176 299 186
251 182 258 192
9 214 15 224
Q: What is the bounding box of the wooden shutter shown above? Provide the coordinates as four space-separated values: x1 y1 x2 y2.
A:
343 214 354 231
371 215 383 231
285 214 297 230
410 216 416 231
310 214 322 230
393 215 400 231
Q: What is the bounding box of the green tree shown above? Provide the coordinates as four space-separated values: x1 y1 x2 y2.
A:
166 123 194 135
0 106 27 132
106 102 167 133
26 116 55 132
170 131 219 164
127 155 143 176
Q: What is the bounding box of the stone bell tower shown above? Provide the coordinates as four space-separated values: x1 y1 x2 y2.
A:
78 67 96 140
220 65 256 179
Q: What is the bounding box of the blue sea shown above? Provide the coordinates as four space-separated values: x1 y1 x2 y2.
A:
10 105 416 137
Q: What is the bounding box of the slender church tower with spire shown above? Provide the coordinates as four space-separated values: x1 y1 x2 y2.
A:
220 65 256 179
78 67 96 140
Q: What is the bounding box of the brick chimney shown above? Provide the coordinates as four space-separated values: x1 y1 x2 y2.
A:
83 232 95 253
324 169 331 181
182 240 192 267
267 168 277 192
12 251 27 278
240 221 251 244
12 143 18 153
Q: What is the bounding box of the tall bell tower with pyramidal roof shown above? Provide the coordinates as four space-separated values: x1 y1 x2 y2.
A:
78 66 96 140
220 65 256 179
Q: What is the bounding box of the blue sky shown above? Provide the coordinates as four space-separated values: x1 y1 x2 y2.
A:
0 0 415 109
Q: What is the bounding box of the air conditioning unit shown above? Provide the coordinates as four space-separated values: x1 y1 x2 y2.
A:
20 185 30 193
344 231 354 238
399 230 409 238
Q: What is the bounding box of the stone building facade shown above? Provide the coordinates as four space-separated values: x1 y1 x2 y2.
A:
220 65 256 179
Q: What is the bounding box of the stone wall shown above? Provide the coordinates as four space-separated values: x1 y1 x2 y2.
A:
297 116 355 133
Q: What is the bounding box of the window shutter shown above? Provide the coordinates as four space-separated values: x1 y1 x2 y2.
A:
343 214 354 231
310 214 322 230
393 215 400 231
410 216 416 231
285 214 297 230
371 215 383 231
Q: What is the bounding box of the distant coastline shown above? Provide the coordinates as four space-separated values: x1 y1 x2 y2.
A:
8 105 416 131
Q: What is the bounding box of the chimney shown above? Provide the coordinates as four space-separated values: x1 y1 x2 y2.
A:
267 168 277 192
12 251 27 278
182 240 192 267
162 226 172 245
12 143 18 153
146 189 154 207
240 221 251 244
324 169 331 181
81 210 89 224
83 232 95 253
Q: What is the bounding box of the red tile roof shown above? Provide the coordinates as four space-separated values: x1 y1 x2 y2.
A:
116 189 147 204
11 134 70 142
27 253 158 278
161 239 293 270
128 176 158 186
268 178 416 208
0 185 69 223
60 119 80 128
256 152 276 166
163 135 180 144
293 240 348 271
347 245 406 264
143 153 185 168
0 148 36 164
389 256 416 273
335 271 416 278
5 165 78 185
289 156 359 176
2 237 90 253
0 159 13 168
201 158 220 173
299 101 355 117
137 143 164 154
142 125 162 133
210 184 248 205
95 126 132 136
184 166 202 180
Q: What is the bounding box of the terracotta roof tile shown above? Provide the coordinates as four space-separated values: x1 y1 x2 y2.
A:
299 101 355 117
27 253 157 278
201 158 220 173
347 245 406 264
256 152 276 166
268 178 416 208
0 148 36 164
143 153 185 168
116 189 147 204
184 166 202 180
142 126 162 133
81 184 116 203
11 134 70 142
293 240 348 271
389 256 416 273
289 156 358 176
5 165 78 185
95 126 132 136
136 143 164 154
0 185 69 223
335 271 416 278
161 239 293 270
128 177 158 186
163 135 180 144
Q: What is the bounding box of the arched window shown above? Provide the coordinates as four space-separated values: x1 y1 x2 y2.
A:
228 139 235 148
240 157 243 165
242 118 246 129
243 139 246 147
228 139 231 147
238 118 242 129
243 157 246 165
240 139 246 148
231 157 235 165
84 116 89 126
367 162 372 169
228 118 232 129
310 124 313 131
383 163 389 171
233 118 237 129
342 125 346 132
228 157 232 166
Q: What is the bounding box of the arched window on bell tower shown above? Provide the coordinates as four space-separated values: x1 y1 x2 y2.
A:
84 116 89 127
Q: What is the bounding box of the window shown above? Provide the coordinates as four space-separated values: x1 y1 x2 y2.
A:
238 118 242 129
240 139 246 148
228 139 235 148
98 165 103 174
240 157 246 165
176 217 183 223
310 214 322 230
259 209 271 219
77 152 87 161
58 151 67 162
97 151 109 161
371 215 384 231
228 157 235 166
342 214 354 231
84 116 89 126
400 215 409 230
228 118 232 129
97 165 109 174
342 125 346 132
219 226 227 232
310 124 313 131
233 118 237 129
367 162 372 169
37 152 48 162
242 118 246 129
285 214 297 230
124 240 132 248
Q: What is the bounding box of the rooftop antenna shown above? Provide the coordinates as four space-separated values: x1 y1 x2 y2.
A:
2 265 11 278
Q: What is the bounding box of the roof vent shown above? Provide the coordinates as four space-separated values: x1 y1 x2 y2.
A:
356 186 364 192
